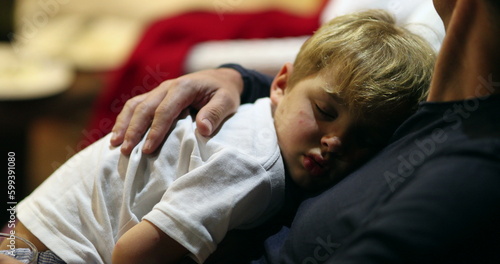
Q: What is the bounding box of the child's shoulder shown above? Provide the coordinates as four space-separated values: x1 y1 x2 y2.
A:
208 97 279 165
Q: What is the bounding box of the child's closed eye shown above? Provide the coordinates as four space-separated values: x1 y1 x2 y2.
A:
315 103 338 120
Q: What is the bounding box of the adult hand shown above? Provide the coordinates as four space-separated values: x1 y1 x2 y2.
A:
110 67 244 155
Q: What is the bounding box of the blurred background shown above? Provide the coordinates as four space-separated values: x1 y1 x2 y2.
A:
0 0 325 225
0 0 444 226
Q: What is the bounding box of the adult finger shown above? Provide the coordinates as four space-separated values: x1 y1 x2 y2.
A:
119 88 169 154
141 81 199 153
195 88 240 137
110 93 148 147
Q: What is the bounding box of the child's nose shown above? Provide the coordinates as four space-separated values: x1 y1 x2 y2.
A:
321 136 342 153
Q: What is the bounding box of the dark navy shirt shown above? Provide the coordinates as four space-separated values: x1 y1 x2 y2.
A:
208 65 500 264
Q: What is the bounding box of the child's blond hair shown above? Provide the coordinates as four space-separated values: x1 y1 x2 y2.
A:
290 9 436 145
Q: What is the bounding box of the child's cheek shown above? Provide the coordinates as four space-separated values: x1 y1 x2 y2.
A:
295 117 319 141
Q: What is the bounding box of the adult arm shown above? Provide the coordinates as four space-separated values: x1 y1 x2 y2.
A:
110 64 272 155
223 64 273 104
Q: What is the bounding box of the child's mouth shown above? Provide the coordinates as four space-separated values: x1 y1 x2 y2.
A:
303 155 328 177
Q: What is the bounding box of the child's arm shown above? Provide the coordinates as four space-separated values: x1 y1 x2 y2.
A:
112 220 189 264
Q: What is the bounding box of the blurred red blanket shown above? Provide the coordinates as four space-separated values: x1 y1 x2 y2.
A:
85 8 324 145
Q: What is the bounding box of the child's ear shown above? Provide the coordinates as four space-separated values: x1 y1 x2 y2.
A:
270 63 294 106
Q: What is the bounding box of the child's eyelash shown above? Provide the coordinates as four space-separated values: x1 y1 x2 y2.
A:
315 104 337 119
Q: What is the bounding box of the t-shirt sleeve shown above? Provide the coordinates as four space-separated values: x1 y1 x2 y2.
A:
143 149 280 263
327 150 500 263
218 63 272 104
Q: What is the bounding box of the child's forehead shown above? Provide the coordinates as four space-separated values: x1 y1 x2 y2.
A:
312 71 371 123
311 71 348 103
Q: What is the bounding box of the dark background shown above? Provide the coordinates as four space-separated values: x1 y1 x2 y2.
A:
1 0 17 225
0 0 14 42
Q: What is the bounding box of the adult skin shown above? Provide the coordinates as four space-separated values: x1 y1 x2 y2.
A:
1 0 498 263
110 67 244 155
109 1 500 262
111 0 500 152
428 0 500 101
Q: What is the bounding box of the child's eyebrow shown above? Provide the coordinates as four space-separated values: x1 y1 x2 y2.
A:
325 90 346 106
320 80 346 106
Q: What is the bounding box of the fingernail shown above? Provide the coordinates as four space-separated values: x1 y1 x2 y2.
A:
110 132 118 141
201 118 213 135
122 140 131 151
143 140 152 153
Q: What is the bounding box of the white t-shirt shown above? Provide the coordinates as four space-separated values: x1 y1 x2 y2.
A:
17 98 284 264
